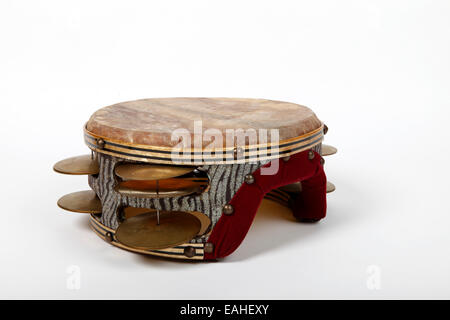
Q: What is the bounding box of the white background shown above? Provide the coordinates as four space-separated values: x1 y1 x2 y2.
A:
1 0 449 299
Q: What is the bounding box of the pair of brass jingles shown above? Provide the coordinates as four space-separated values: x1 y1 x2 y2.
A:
54 98 337 261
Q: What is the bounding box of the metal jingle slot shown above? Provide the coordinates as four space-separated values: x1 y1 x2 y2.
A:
114 163 196 181
114 163 209 199
115 211 202 251
120 207 211 237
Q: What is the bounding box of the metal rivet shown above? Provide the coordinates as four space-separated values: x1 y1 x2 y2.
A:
320 157 325 165
308 150 315 160
323 124 328 135
282 156 290 162
97 139 105 150
184 246 196 258
204 243 214 254
244 174 255 184
223 204 234 215
105 232 114 243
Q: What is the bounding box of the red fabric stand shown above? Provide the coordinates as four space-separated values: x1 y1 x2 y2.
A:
205 150 327 260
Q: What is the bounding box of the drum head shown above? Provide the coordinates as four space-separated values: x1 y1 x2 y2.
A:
115 211 201 250
84 98 324 164
86 98 322 148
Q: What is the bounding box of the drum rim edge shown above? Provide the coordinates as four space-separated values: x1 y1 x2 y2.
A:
83 123 324 165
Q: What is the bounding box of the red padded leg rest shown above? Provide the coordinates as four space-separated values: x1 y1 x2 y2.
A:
289 167 327 221
204 150 326 260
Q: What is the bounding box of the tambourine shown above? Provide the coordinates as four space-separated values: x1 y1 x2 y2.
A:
54 98 337 260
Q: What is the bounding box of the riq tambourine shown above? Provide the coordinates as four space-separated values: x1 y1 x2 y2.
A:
54 98 337 260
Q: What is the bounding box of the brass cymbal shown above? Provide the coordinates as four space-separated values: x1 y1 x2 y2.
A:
115 211 201 250
116 185 199 198
115 178 208 198
326 181 336 193
115 163 195 181
189 211 212 236
279 181 335 193
53 155 99 175
123 207 152 219
321 144 337 156
279 182 302 193
119 177 208 190
57 190 102 213
122 207 211 236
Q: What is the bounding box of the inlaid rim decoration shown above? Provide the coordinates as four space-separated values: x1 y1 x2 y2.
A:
84 124 324 165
